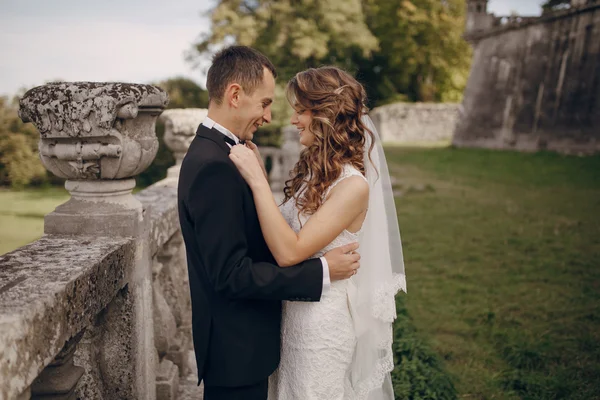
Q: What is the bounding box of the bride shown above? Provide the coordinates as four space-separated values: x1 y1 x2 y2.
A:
229 66 406 400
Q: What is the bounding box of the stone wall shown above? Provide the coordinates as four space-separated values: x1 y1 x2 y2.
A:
369 103 460 144
454 1 600 154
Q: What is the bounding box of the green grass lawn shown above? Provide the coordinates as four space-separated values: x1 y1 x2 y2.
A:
0 187 69 255
387 147 600 399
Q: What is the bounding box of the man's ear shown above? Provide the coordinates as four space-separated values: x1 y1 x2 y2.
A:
225 83 242 109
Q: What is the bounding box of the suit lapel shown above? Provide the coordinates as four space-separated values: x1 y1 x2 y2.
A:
195 122 254 197
195 124 273 262
196 124 232 155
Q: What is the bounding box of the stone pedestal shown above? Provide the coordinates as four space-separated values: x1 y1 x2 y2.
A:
46 179 142 236
167 331 191 377
156 359 179 400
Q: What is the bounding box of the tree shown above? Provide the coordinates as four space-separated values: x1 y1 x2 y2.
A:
190 0 378 125
155 77 209 109
0 96 47 188
0 134 46 188
190 0 471 108
191 0 378 82
541 0 570 12
358 0 471 104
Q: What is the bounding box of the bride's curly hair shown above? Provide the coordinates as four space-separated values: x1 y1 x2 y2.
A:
283 66 375 215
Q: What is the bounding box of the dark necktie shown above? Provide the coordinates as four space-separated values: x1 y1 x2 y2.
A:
222 135 245 147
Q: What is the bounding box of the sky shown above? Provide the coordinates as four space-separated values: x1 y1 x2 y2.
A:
0 0 544 97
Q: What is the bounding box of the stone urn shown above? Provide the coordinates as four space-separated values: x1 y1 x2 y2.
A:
18 82 169 236
19 82 168 180
159 108 207 178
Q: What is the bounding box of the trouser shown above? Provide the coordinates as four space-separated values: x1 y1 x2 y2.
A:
203 379 268 400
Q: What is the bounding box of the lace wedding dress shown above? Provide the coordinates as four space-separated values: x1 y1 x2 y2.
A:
268 164 367 400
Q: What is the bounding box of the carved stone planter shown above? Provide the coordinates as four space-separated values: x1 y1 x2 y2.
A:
19 82 168 180
19 82 169 236
159 108 207 178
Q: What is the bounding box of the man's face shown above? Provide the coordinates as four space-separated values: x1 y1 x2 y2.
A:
237 67 275 142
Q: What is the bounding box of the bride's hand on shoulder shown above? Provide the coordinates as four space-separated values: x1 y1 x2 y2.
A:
244 141 268 177
229 144 269 189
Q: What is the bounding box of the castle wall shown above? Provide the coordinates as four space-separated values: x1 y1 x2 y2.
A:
454 2 600 154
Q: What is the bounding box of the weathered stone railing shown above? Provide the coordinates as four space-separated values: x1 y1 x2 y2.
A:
0 83 196 400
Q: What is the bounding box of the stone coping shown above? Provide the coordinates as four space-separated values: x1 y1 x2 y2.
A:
0 235 135 398
136 179 180 257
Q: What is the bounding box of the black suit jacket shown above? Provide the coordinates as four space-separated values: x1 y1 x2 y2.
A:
178 124 323 387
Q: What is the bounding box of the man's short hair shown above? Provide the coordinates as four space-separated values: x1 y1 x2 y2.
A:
206 46 277 105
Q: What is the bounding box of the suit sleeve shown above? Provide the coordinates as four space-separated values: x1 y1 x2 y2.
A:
187 160 323 301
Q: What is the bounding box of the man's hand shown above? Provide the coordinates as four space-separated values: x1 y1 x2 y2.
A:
324 242 360 281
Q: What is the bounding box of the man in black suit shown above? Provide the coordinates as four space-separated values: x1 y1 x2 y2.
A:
177 46 361 400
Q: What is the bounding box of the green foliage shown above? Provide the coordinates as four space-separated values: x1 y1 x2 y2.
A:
253 124 283 148
392 295 458 399
191 0 378 83
359 0 471 104
156 77 209 110
190 0 471 106
0 134 46 188
541 0 570 12
0 96 49 188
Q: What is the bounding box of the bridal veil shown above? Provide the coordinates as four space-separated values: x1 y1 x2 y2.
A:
348 114 407 399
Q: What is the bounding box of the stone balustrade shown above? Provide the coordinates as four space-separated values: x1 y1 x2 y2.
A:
0 94 303 399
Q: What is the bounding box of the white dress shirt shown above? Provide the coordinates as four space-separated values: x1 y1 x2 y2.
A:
201 117 331 295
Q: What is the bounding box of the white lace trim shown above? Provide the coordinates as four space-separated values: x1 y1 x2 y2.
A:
372 272 407 322
353 272 406 400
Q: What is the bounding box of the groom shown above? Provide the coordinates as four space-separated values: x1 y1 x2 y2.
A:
177 46 361 400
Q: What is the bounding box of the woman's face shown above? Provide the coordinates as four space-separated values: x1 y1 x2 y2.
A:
290 106 316 147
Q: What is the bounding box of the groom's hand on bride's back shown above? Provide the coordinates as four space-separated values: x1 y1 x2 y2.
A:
324 242 360 281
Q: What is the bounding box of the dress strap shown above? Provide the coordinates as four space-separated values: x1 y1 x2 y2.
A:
323 164 368 199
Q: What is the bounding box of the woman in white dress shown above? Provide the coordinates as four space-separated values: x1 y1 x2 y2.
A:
229 66 406 400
